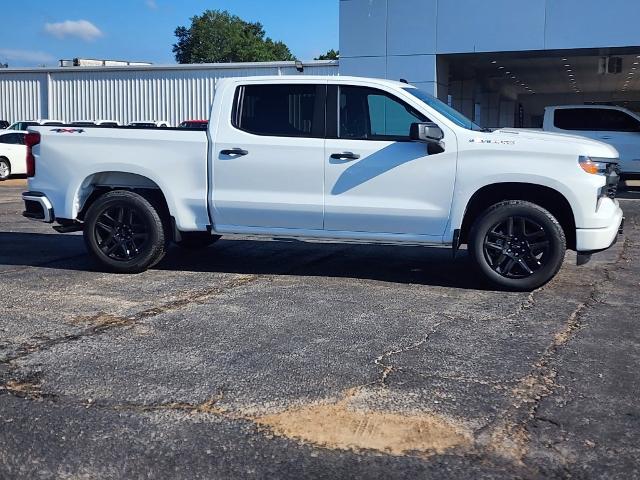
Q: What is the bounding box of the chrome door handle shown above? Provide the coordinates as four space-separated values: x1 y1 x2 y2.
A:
220 148 248 156
600 136 612 140
330 152 360 160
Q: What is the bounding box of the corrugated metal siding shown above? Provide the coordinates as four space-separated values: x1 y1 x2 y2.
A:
0 61 338 126
0 72 46 122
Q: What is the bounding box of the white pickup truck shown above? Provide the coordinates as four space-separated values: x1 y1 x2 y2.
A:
542 104 640 178
22 76 624 291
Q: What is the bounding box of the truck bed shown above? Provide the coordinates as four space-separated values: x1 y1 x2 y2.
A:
29 126 211 232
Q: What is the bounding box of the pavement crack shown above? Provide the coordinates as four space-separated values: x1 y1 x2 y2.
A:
108 394 227 416
1 274 260 364
478 275 602 468
374 321 443 387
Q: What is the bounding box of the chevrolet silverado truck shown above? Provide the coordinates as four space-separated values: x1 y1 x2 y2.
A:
542 104 640 179
22 76 624 291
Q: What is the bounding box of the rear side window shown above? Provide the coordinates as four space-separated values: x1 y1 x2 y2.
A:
554 108 640 132
0 133 24 144
233 84 324 138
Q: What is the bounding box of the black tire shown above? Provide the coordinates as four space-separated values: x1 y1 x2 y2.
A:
0 157 10 180
83 190 168 273
175 231 221 249
468 200 566 291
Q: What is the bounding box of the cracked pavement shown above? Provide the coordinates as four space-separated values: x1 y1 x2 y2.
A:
1 180 639 479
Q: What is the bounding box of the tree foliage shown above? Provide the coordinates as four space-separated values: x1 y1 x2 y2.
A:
173 10 295 64
315 49 339 60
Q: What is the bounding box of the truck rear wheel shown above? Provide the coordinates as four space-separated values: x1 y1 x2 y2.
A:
468 200 566 291
83 190 168 273
175 231 221 249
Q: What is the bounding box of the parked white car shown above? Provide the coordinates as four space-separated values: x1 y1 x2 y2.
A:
0 130 27 179
7 119 64 131
22 76 624 290
542 105 640 177
128 121 171 128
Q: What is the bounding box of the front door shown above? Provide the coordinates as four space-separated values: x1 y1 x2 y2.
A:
212 83 326 230
324 85 457 237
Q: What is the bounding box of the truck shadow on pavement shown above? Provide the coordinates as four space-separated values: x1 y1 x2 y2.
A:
0 232 490 290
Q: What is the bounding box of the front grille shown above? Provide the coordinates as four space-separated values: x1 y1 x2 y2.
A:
604 163 620 199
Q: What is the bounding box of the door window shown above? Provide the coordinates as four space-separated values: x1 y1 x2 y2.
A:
233 84 324 138
0 133 24 144
554 108 640 132
338 86 427 141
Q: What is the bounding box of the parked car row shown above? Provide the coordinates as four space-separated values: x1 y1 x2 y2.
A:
0 118 211 131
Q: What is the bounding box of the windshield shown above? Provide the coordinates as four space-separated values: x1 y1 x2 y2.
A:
403 88 483 131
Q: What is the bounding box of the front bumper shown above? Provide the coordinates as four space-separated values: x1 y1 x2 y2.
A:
22 191 54 223
576 206 624 252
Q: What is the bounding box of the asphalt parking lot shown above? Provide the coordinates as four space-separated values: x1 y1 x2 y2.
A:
1 179 639 479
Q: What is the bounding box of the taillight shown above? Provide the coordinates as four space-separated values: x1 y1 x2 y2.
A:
24 131 40 178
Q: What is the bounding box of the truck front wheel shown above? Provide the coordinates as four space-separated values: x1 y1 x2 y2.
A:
83 190 168 273
468 200 566 291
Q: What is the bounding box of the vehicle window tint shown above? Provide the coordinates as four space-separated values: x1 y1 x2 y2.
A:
234 84 323 138
554 108 640 132
338 86 427 141
0 133 23 144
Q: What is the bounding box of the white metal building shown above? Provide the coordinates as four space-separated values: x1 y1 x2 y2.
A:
340 0 640 128
0 61 338 126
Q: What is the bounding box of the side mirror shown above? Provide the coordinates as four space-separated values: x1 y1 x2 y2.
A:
410 122 444 143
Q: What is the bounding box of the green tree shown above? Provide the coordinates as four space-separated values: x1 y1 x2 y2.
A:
173 10 295 63
315 49 339 60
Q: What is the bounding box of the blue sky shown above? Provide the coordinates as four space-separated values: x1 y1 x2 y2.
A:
0 0 339 67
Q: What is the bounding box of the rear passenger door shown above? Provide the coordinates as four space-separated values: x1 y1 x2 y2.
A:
212 82 326 230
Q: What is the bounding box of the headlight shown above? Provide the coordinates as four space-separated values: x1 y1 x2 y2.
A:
579 156 618 175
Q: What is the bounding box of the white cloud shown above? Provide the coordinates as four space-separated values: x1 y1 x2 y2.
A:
145 0 158 9
44 20 103 42
0 48 55 65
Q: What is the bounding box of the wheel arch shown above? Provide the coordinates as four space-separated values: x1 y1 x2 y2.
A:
75 172 172 228
0 156 11 172
460 182 577 250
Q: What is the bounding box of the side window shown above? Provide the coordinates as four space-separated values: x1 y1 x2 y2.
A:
338 86 427 141
0 133 22 144
555 108 640 132
233 84 324 138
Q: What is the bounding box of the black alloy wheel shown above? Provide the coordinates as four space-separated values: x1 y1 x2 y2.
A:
83 190 168 273
469 200 566 291
483 215 550 279
94 204 150 261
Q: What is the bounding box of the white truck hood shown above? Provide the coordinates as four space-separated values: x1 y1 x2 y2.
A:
492 128 619 158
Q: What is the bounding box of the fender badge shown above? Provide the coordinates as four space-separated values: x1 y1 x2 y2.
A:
469 138 515 145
